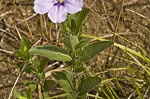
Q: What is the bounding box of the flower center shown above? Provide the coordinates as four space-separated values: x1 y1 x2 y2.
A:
54 0 65 6
57 0 64 3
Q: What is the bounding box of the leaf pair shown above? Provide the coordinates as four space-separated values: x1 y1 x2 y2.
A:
29 41 113 62
52 71 101 98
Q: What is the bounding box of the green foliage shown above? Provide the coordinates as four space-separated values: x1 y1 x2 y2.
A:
23 64 35 74
27 88 32 99
78 77 101 96
17 62 34 73
59 9 90 35
43 80 56 92
76 39 89 50
76 67 86 74
64 35 79 50
20 37 31 53
78 41 114 62
13 90 27 99
51 71 73 94
24 80 37 92
16 62 25 71
39 57 49 73
71 8 90 35
14 37 32 60
29 45 72 61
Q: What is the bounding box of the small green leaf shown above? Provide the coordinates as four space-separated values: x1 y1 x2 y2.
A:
78 77 101 96
52 71 73 94
24 80 35 86
24 64 35 74
14 50 23 58
76 67 86 73
64 36 79 50
76 75 84 91
13 90 22 98
29 45 72 61
70 19 77 32
27 88 32 99
15 50 33 61
32 58 40 71
13 90 27 99
20 37 31 53
43 93 50 99
74 9 90 35
39 57 49 73
24 80 37 92
43 80 56 92
17 62 25 71
39 72 45 80
79 41 113 62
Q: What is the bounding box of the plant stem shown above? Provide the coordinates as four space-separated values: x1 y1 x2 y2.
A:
38 83 42 99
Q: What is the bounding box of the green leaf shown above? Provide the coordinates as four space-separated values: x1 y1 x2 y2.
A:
14 50 23 58
13 90 22 98
17 62 25 71
24 80 35 86
27 88 32 99
13 90 27 99
78 77 101 96
79 41 113 62
39 72 45 80
29 45 72 61
76 75 84 91
17 62 34 73
74 9 90 35
24 80 37 92
24 64 35 74
43 80 56 92
76 39 89 50
32 58 40 71
70 19 77 33
64 36 79 50
76 67 86 74
52 71 73 94
20 37 31 53
15 50 32 60
81 33 150 63
43 93 50 99
39 57 49 73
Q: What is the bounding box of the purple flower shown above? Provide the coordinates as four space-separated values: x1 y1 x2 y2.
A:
34 0 84 23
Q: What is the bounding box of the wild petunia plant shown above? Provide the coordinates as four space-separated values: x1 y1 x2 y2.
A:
12 0 114 99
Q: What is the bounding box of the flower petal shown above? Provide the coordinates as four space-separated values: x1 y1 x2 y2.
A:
65 0 84 7
64 0 84 14
34 0 56 14
48 5 67 23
